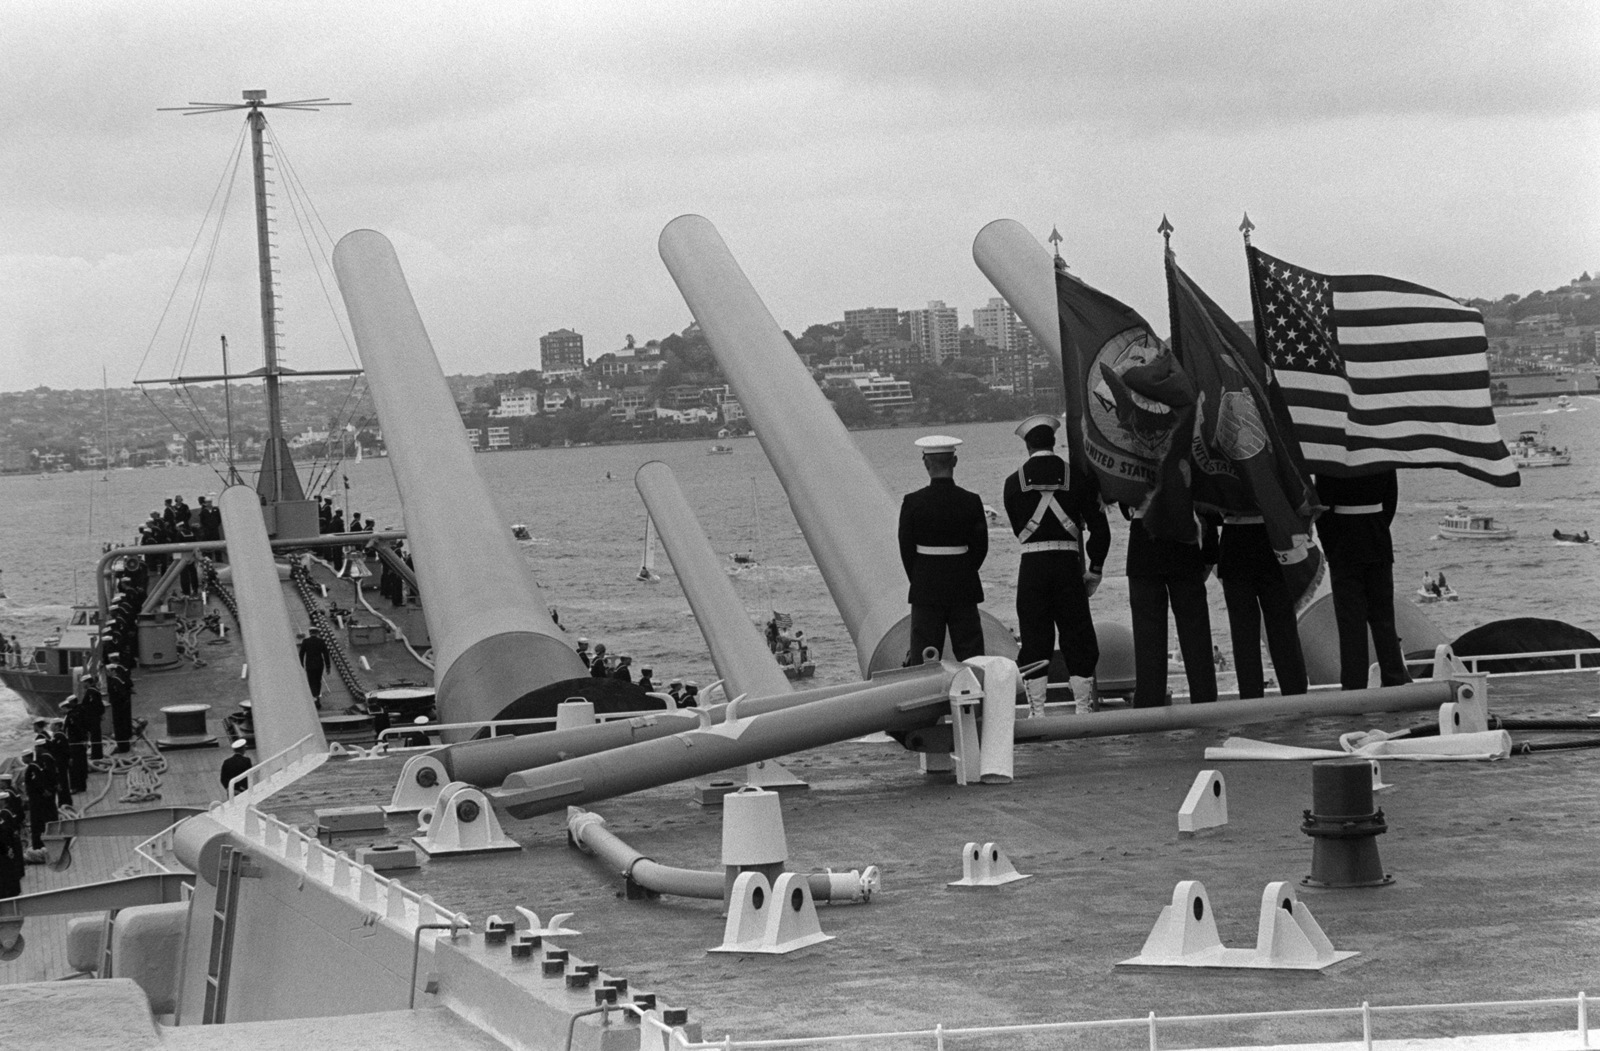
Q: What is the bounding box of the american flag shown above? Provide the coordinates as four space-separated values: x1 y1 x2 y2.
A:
1246 246 1517 486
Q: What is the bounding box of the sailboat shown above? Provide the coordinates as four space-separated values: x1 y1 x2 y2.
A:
636 514 661 582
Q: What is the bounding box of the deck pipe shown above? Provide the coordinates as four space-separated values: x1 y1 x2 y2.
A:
333 230 586 733
659 215 1016 677
567 808 873 903
1009 680 1458 743
483 674 1453 818
437 667 948 787
218 486 328 758
635 461 791 701
490 662 971 817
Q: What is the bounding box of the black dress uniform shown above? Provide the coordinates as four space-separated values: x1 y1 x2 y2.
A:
1218 516 1309 699
1003 452 1109 680
106 662 135 753
297 633 330 699
1126 511 1219 707
220 747 253 794
22 751 59 851
898 473 989 664
0 811 23 898
1314 470 1412 690
79 684 106 762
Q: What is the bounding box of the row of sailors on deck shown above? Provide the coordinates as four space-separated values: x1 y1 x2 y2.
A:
896 416 1409 715
573 638 700 706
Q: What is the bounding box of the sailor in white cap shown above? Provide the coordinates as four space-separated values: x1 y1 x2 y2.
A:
898 435 989 664
1003 415 1110 714
220 739 253 794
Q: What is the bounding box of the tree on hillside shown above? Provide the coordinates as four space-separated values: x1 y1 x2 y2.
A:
824 384 877 427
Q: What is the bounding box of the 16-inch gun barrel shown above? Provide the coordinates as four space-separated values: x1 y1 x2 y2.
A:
332 230 586 732
218 485 327 758
659 215 1016 676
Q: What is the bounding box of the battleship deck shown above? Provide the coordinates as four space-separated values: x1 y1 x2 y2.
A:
245 671 1600 1049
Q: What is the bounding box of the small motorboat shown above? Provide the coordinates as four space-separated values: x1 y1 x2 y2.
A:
511 523 533 542
1438 507 1515 541
1553 529 1593 545
1510 425 1572 468
708 443 734 455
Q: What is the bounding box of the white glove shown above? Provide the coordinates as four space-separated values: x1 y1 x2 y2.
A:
1083 570 1102 597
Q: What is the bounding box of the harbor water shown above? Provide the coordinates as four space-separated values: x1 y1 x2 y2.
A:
3 397 1596 752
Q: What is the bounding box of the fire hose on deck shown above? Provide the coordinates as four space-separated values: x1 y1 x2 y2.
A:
566 808 877 903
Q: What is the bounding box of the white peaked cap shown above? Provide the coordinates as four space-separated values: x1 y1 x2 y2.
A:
914 435 962 455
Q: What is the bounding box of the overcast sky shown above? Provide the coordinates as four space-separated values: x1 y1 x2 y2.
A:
3 0 1597 392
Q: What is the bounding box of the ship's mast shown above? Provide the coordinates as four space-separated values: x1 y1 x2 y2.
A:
142 90 357 537
244 94 298 504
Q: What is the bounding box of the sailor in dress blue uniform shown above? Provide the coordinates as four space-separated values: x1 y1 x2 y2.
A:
898 435 989 664
1002 415 1110 714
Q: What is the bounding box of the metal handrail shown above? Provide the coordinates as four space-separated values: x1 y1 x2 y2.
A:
629 991 1593 1051
226 732 322 801
373 702 690 747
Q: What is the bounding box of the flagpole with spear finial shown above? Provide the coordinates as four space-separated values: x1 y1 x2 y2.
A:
1048 225 1066 272
1240 212 1267 346
1239 211 1255 246
1158 214 1175 255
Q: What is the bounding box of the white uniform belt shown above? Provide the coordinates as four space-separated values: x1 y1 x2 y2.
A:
1332 504 1382 515
916 545 969 555
1021 540 1078 554
1223 514 1264 525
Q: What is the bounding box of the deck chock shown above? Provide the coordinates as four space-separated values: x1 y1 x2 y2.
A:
1433 645 1489 732
961 655 1018 785
384 753 447 814
1120 880 1357 970
315 805 387 837
1177 770 1228 837
694 760 809 806
919 750 956 775
710 871 833 954
413 782 521 857
555 698 597 732
355 843 420 871
514 905 580 937
744 758 808 794
947 841 1030 888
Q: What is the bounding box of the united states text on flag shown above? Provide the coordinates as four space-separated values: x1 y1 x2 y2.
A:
1245 246 1517 486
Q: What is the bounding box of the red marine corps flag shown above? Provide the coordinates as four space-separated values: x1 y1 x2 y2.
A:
1163 244 1324 597
1244 232 1518 486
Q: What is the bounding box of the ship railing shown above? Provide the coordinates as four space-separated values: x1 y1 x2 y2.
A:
224 731 329 804
217 803 467 936
631 991 1593 1051
372 702 689 748
132 732 329 873
1155 646 1600 705
1401 646 1600 677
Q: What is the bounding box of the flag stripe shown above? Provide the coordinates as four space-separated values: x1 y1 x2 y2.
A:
1334 307 1481 329
1344 343 1491 369
1335 322 1484 345
1333 289 1476 313
1328 273 1460 298
1346 370 1492 396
